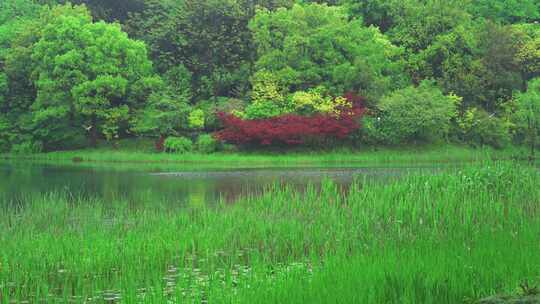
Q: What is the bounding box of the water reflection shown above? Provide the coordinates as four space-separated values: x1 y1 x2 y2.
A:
0 160 438 207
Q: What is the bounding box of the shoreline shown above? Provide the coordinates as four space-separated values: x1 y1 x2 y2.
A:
0 145 529 167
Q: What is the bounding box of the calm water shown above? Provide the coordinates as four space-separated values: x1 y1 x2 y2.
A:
0 160 440 206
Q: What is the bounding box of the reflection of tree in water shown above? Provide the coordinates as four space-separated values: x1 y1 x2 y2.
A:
0 162 425 209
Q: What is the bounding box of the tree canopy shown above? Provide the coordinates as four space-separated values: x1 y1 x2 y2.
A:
0 0 539 152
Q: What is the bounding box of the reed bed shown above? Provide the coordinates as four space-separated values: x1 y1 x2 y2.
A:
0 162 538 303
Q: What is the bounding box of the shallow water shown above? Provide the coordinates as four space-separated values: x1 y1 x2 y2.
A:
0 160 445 206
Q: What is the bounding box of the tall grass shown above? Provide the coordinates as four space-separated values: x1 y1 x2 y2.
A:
0 162 539 303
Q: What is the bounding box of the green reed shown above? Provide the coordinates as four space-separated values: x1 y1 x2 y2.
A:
2 144 528 167
0 162 538 303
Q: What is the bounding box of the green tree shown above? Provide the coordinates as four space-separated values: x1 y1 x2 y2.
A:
455 107 511 148
54 0 145 22
408 24 482 105
126 0 293 101
388 0 471 53
0 0 44 151
0 0 42 25
250 3 407 101
467 0 540 23
515 78 540 159
30 4 158 148
338 0 401 32
133 93 190 140
515 23 540 81
409 21 524 112
132 72 192 142
475 21 524 111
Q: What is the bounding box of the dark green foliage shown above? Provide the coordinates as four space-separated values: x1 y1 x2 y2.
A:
10 140 43 154
514 78 540 157
468 0 540 24
126 0 293 101
55 0 145 22
410 21 524 111
0 117 13 152
133 92 191 139
475 22 524 111
339 0 398 32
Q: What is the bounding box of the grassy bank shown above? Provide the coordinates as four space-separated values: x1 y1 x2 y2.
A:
0 144 530 167
1 162 539 303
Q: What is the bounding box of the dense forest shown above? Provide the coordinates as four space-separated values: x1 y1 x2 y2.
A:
0 0 539 154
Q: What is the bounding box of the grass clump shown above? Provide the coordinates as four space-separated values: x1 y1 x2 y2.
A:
0 162 539 303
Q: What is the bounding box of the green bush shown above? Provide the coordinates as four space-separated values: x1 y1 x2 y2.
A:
359 116 389 145
222 143 238 153
56 133 90 150
457 108 511 148
371 81 460 145
0 140 9 153
188 109 205 130
196 134 218 154
10 141 43 154
0 118 12 153
164 136 192 153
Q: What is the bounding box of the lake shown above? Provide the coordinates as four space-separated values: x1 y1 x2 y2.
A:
0 160 444 207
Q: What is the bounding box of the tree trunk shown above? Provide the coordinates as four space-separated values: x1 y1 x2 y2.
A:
531 126 536 162
155 134 166 152
90 115 98 148
528 117 536 163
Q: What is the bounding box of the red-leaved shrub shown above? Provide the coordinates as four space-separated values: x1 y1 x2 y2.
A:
155 135 166 152
215 99 366 147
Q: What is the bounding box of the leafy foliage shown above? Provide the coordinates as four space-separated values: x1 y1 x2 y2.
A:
467 0 540 24
126 0 292 100
289 89 351 116
456 107 511 148
10 140 43 154
514 78 540 156
389 0 471 52
249 3 407 100
188 109 206 130
515 24 540 81
367 81 460 145
27 4 158 148
196 134 219 154
1 0 539 151
164 136 193 154
216 102 365 147
244 70 288 119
